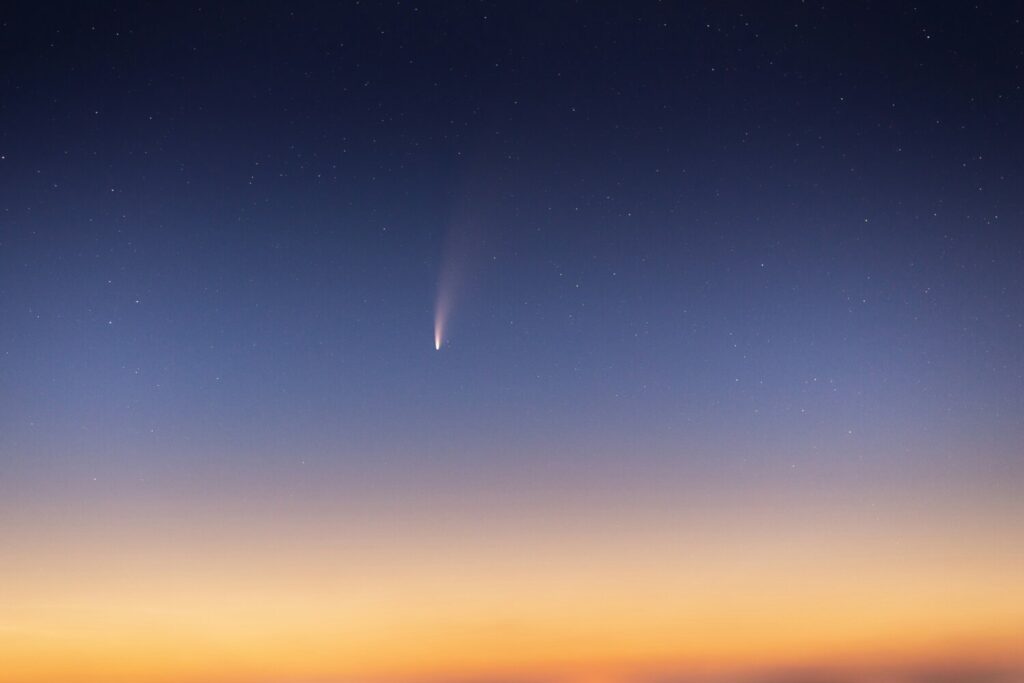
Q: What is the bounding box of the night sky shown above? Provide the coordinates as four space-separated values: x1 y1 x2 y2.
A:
2 4 1023 683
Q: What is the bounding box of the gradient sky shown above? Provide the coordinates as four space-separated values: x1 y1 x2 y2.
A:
2 3 1024 683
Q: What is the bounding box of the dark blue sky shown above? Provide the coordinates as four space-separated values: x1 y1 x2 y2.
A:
4 2 1022 470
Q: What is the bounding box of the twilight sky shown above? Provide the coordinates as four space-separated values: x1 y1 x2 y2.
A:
1 3 1023 683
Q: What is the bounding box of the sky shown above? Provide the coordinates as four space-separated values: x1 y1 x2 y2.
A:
1 3 1023 683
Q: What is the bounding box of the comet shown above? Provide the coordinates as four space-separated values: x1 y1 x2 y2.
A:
433 220 464 352
434 183 489 352
433 280 451 350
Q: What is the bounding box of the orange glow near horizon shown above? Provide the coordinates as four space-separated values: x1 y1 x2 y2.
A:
2 465 1023 683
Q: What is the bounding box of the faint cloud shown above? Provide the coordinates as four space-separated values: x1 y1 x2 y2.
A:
642 665 1024 683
